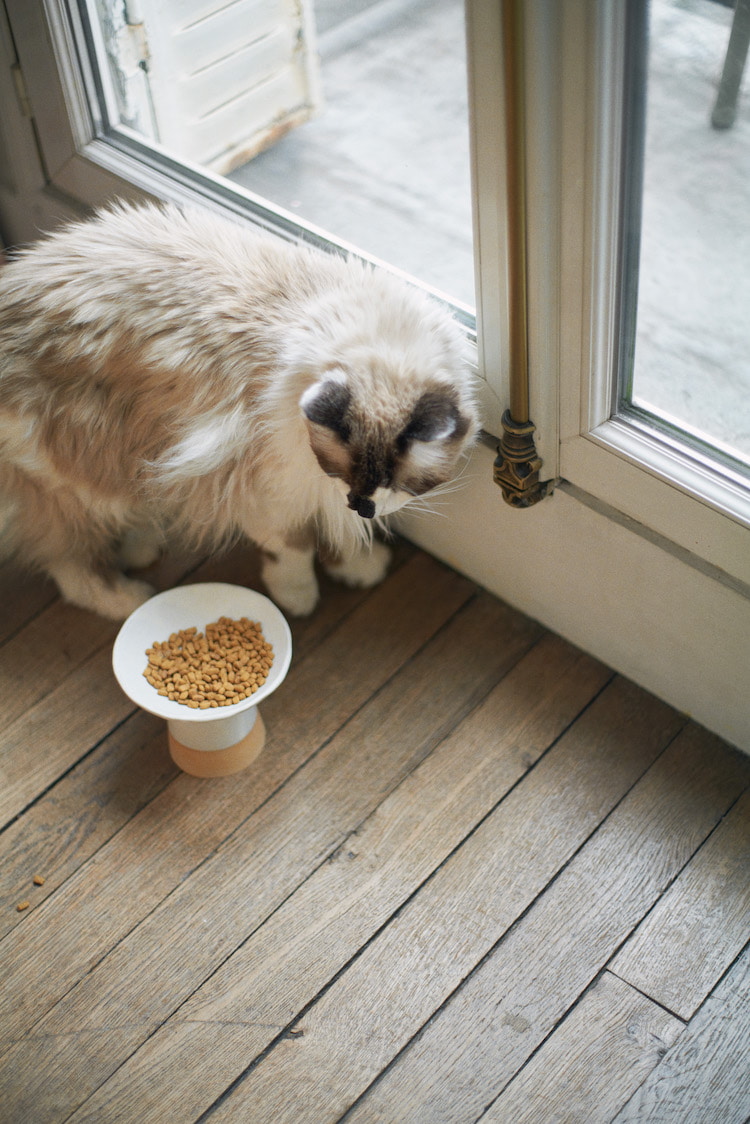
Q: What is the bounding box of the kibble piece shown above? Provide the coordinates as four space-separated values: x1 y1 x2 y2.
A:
33 875 46 886
142 617 275 710
16 901 30 912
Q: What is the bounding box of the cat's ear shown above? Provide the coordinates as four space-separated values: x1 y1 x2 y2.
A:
300 372 353 479
299 372 351 442
403 390 471 444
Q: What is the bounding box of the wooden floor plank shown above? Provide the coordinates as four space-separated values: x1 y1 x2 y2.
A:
0 559 495 1121
612 944 750 1124
481 971 684 1124
0 542 203 733
1 540 747 1124
0 646 136 827
61 634 608 1124
0 553 473 1042
0 710 175 937
332 724 748 1124
0 562 57 646
610 785 750 1020
0 601 119 735
191 680 685 1124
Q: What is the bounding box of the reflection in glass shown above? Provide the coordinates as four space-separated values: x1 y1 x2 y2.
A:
623 0 750 468
86 0 474 308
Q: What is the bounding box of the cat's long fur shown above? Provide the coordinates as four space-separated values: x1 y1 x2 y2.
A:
0 202 478 619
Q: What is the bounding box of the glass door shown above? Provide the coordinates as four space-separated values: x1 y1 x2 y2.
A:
557 0 750 584
621 0 750 484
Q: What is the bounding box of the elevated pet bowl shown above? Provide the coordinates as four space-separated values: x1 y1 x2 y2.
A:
113 583 292 777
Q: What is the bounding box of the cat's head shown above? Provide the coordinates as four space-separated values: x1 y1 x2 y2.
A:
300 361 478 520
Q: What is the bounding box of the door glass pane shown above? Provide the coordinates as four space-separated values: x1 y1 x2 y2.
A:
621 0 750 470
83 0 475 309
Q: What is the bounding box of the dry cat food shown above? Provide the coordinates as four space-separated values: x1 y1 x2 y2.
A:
14 875 47 912
143 616 274 708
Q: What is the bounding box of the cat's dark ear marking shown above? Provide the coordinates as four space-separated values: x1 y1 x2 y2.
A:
402 390 469 444
300 378 352 442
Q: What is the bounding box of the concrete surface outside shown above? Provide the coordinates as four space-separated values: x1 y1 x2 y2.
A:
229 0 475 307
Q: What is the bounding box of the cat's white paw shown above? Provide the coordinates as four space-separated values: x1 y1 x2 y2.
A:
261 550 319 616
325 540 392 589
119 526 162 570
94 577 155 620
265 575 320 617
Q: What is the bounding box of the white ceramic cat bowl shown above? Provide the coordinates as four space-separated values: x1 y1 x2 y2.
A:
113 583 292 777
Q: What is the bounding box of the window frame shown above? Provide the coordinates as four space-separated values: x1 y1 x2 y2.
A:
551 0 750 583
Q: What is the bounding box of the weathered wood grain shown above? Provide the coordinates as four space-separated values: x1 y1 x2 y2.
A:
0 541 411 928
0 710 175 936
1 537 746 1124
62 634 609 1123
481 971 684 1124
191 680 686 1124
1 600 535 1122
0 543 202 732
612 945 750 1123
0 554 484 1118
611 785 750 1019
0 561 57 645
0 601 119 735
0 645 136 827
240 720 744 1124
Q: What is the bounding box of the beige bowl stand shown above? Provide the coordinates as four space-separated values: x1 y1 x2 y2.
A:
167 711 266 778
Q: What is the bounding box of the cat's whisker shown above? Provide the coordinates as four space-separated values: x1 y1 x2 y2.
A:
430 477 476 498
420 473 478 504
403 496 452 519
401 472 480 519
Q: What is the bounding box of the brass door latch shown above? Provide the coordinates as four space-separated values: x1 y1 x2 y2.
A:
493 410 551 507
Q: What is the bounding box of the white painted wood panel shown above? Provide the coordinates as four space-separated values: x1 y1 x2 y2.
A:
398 441 750 754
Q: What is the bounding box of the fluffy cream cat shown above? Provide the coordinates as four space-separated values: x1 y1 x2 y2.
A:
0 202 478 619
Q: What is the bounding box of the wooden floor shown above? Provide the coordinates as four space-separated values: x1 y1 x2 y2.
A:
1 539 748 1124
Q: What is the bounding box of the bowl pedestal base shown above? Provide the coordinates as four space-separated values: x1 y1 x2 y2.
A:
167 711 266 777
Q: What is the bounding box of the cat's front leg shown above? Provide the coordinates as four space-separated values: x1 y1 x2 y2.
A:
118 523 163 570
260 540 319 617
324 539 392 589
